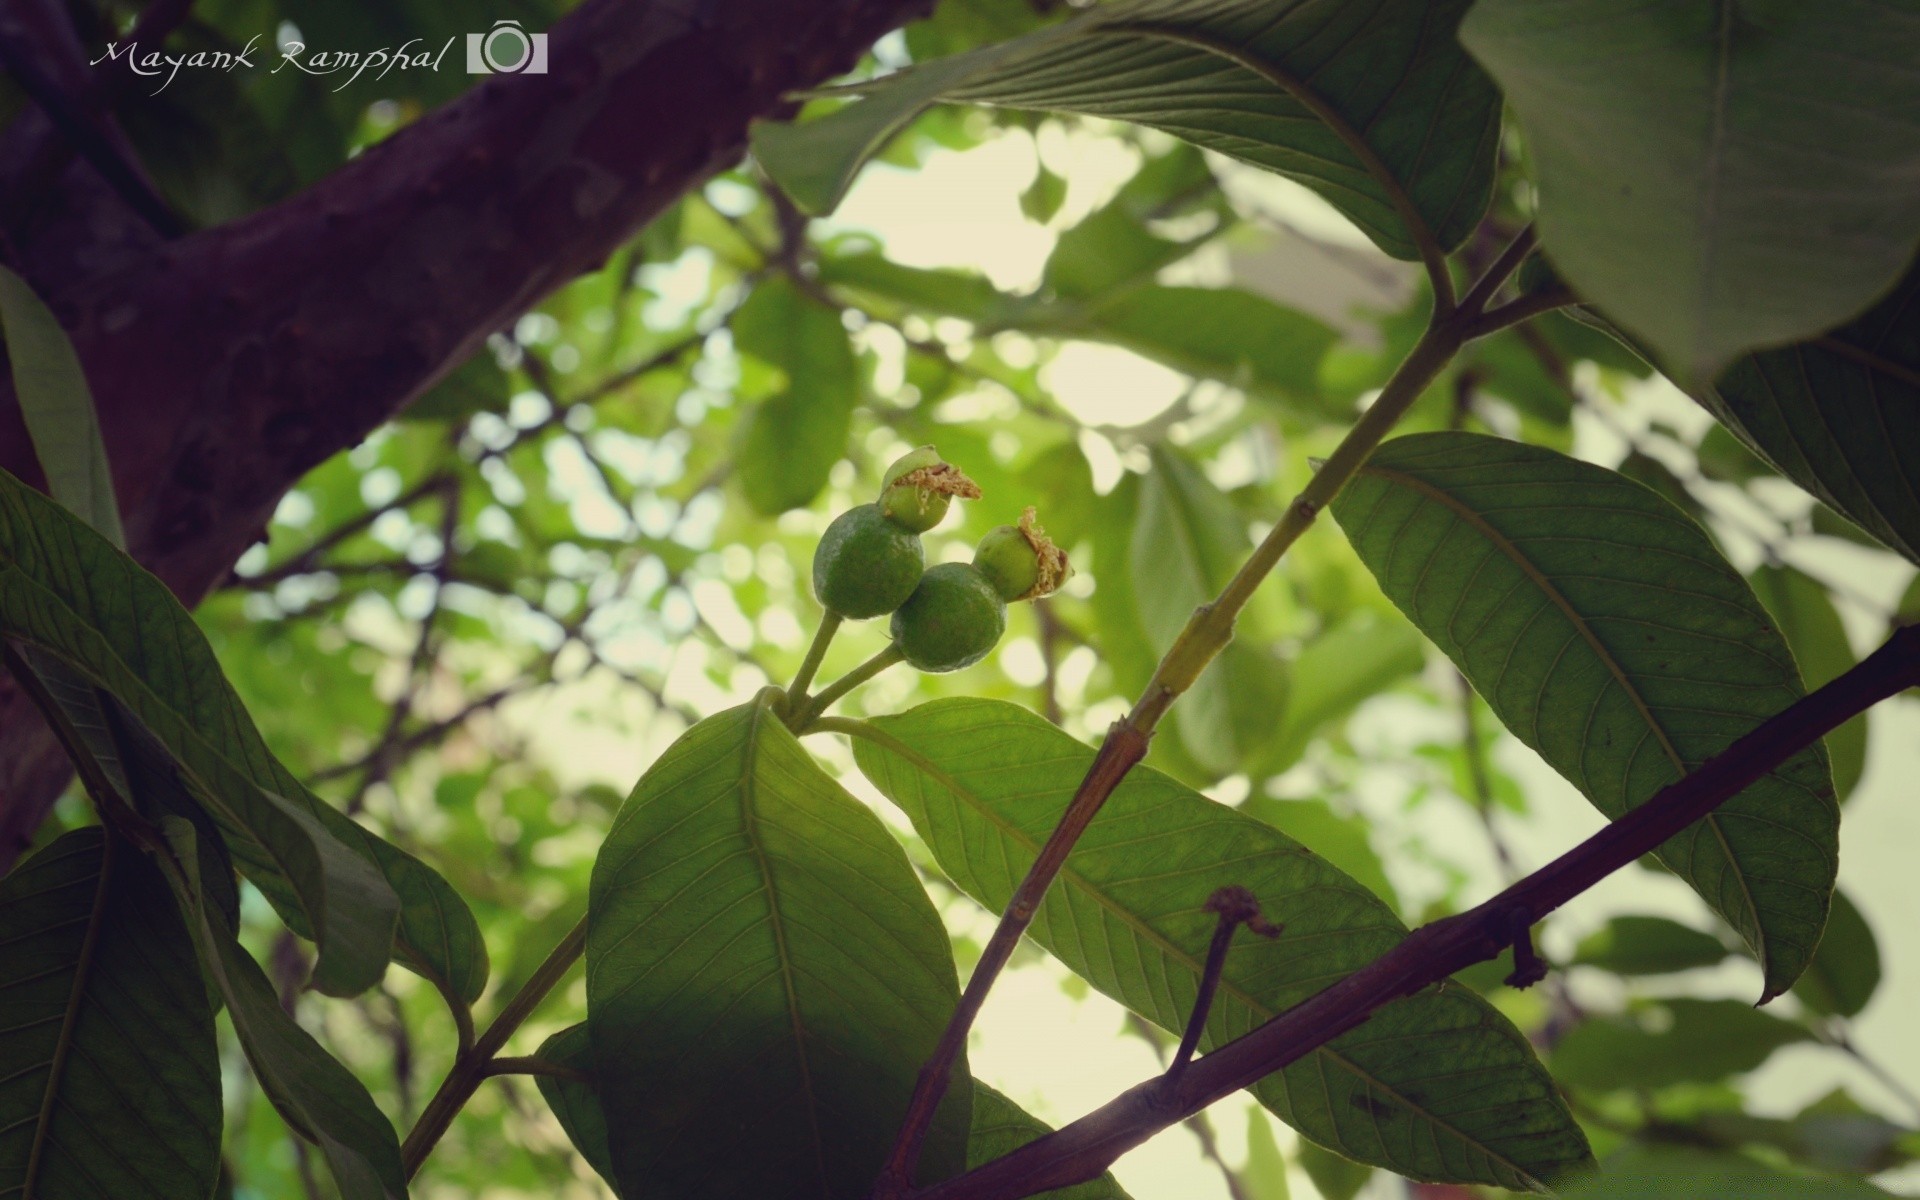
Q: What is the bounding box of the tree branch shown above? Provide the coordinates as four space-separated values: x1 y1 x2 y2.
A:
916 623 1920 1200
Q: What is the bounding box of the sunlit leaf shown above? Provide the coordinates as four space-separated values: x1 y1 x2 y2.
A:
0 830 220 1200
1462 2 1920 383
849 698 1592 1190
586 698 968 1196
1330 432 1837 999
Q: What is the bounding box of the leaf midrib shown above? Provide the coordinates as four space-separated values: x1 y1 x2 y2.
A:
845 715 1547 1188
1357 460 1765 971
23 834 113 1198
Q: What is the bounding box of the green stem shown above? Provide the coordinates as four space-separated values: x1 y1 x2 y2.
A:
791 644 907 731
783 611 843 716
400 915 588 1180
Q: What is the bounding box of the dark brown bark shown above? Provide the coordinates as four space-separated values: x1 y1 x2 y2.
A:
0 0 930 867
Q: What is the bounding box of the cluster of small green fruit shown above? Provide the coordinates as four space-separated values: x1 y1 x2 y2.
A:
811 446 1069 674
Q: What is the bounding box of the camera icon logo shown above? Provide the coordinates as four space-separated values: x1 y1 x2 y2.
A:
467 20 547 74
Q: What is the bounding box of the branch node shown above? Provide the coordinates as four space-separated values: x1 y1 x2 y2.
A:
1502 907 1548 990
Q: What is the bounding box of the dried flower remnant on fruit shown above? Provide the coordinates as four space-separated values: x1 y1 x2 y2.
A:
878 445 981 532
975 506 1071 602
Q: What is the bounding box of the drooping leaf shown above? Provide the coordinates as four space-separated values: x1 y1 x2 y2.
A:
1461 1 1920 383
1560 1147 1896 1200
0 467 484 1001
534 1024 620 1197
732 277 861 515
0 830 221 1200
0 266 124 546
586 698 968 1197
967 1085 1134 1199
849 698 1592 1190
1696 261 1920 566
1329 432 1837 999
1551 998 1810 1092
1242 1109 1292 1200
1132 446 1289 776
753 0 1501 261
162 818 407 1200
1297 1138 1372 1200
1750 564 1867 801
1792 888 1881 1019
1571 915 1730 977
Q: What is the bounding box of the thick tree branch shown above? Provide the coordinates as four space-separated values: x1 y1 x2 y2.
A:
916 623 1920 1200
0 0 931 866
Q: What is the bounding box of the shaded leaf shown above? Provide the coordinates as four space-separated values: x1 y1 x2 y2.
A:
1750 564 1867 801
586 698 968 1197
1696 262 1920 565
534 1024 620 1197
850 698 1592 1190
1571 915 1729 977
1462 2 1920 383
1560 1146 1894 1199
0 266 123 546
406 351 511 424
753 0 1501 261
732 277 860 515
0 830 221 1200
1551 998 1810 1092
1793 888 1881 1019
0 467 484 1001
1297 1137 1372 1200
1329 432 1837 999
1042 145 1227 298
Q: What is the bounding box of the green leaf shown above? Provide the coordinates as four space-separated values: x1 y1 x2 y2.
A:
753 0 1500 261
1792 888 1881 1018
732 277 860 515
1551 998 1810 1092
534 1025 620 1197
0 467 484 1001
1243 1109 1292 1200
1020 160 1068 223
1132 446 1289 776
1571 915 1730 977
1041 146 1228 298
1750 564 1867 801
1297 1138 1371 1200
1697 261 1920 566
1259 613 1426 776
967 1085 1134 1199
0 830 221 1200
817 251 1023 325
848 698 1592 1190
1241 797 1397 910
1561 1147 1896 1200
1461 2 1920 384
0 266 124 547
164 820 406 1200
406 351 511 423
1329 432 1837 999
586 698 968 1197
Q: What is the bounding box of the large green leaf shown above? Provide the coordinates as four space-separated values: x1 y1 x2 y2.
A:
0 468 484 1002
1750 564 1867 801
1462 2 1920 384
1329 433 1837 999
162 819 406 1200
0 830 221 1200
1696 261 1920 566
1552 999 1810 1092
586 697 968 1197
848 698 1592 1191
0 266 124 546
1132 446 1289 776
752 0 1501 261
732 277 861 515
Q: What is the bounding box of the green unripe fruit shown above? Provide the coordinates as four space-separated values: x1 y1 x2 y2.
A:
890 562 1007 673
813 504 925 619
877 445 981 533
973 507 1071 602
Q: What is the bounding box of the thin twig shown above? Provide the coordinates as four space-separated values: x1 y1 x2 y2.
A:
1169 887 1282 1078
483 1056 593 1084
913 624 1920 1200
791 643 907 730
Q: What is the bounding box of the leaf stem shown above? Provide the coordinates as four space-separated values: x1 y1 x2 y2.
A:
482 1056 593 1084
791 643 907 731
400 915 588 1180
783 611 843 717
916 623 1920 1200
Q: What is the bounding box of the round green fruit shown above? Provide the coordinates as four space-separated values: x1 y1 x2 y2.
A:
890 562 1007 673
877 445 981 533
813 504 925 619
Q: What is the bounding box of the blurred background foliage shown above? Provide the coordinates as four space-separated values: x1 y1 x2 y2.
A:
34 0 1920 1196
